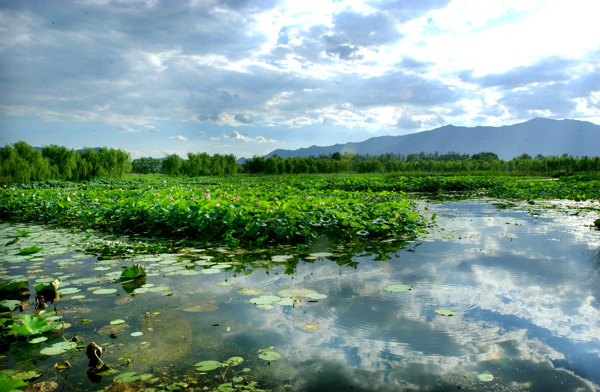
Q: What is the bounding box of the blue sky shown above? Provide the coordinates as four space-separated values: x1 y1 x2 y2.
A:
1 0 599 159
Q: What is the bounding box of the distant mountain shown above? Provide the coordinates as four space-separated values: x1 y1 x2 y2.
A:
265 118 600 160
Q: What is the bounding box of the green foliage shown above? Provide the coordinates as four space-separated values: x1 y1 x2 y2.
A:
0 281 29 293
18 246 42 255
9 314 60 338
121 264 147 279
0 374 28 392
0 141 131 184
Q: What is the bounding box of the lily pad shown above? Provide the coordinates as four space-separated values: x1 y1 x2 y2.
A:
237 288 263 296
182 304 218 312
277 288 317 298
110 319 126 325
93 288 117 295
57 287 81 295
258 350 281 361
0 280 29 293
131 331 144 337
0 299 22 311
40 341 77 356
113 372 140 383
384 284 412 293
226 356 244 366
249 296 281 305
477 373 494 382
300 322 321 331
195 360 222 371
19 246 43 255
304 292 327 300
28 336 48 344
276 297 295 306
435 308 455 316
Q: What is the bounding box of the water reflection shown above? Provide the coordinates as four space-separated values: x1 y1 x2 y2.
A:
1 200 599 391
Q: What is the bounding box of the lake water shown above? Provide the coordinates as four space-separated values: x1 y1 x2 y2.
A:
1 199 599 391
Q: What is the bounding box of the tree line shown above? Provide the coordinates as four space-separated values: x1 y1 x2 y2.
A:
134 152 238 176
0 141 131 183
241 151 600 175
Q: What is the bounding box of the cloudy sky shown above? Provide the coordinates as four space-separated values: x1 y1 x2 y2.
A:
1 0 599 159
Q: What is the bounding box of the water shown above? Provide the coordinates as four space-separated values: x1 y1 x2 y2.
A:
1 199 599 391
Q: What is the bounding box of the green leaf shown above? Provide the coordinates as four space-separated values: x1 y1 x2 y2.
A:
5 237 19 246
113 372 140 383
258 349 281 361
121 264 147 279
0 280 29 293
477 373 494 382
34 279 60 293
194 360 222 371
9 314 61 337
39 341 77 356
0 300 22 311
226 357 243 366
0 374 28 391
435 308 455 316
19 246 43 255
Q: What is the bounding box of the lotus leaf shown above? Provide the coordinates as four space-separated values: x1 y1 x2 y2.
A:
237 288 263 296
57 287 80 295
19 246 43 255
477 373 494 382
131 331 143 337
258 350 281 361
113 372 140 383
0 299 22 311
0 374 27 391
12 370 41 380
110 319 126 325
249 296 281 305
10 314 61 337
384 284 412 293
40 341 77 356
121 264 146 279
276 297 295 306
0 280 29 293
277 288 317 297
435 308 455 316
194 360 222 371
226 356 243 366
304 292 327 300
218 383 237 392
28 336 48 344
93 288 117 295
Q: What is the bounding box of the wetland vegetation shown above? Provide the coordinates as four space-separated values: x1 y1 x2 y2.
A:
1 141 600 391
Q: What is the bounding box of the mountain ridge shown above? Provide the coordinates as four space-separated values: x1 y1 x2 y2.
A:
263 118 600 160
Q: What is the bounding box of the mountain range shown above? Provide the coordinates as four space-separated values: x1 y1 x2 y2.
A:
264 118 600 160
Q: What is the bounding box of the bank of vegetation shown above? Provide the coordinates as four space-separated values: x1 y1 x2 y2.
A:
2 141 600 186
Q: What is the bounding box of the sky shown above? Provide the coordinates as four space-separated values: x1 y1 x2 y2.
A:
1 0 599 159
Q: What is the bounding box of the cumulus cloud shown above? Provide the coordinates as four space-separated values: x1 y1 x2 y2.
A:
146 125 160 133
234 113 254 124
168 135 187 141
117 124 141 133
223 131 278 144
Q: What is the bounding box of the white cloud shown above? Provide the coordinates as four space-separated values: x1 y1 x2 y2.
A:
116 124 141 133
168 135 187 141
223 131 278 144
146 125 160 133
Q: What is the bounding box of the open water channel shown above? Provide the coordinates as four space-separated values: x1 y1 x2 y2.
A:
1 199 599 391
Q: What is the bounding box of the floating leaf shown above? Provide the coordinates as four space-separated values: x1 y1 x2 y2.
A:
276 297 295 306
0 299 22 311
130 331 143 337
57 287 80 295
182 304 218 312
0 280 29 293
110 319 126 325
218 383 237 392
113 372 140 383
435 308 455 316
194 360 222 371
226 357 243 366
384 284 412 293
304 292 327 300
35 279 60 293
93 288 117 295
258 350 281 361
5 237 19 246
249 296 281 305
28 336 48 344
237 288 263 296
40 341 77 356
477 373 494 382
19 246 43 255
13 370 41 380
300 322 321 331
277 288 317 298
